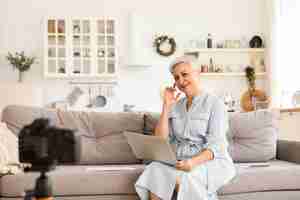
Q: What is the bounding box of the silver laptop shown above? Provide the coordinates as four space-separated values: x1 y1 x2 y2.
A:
124 131 177 166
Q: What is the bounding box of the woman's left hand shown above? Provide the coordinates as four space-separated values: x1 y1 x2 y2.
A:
176 159 194 172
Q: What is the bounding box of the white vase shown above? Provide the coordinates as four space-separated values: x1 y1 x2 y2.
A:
18 71 23 82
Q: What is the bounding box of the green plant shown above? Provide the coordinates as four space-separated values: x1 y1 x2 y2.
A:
6 51 36 82
6 51 36 72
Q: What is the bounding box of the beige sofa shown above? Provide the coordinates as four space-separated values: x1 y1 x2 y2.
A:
1 105 300 200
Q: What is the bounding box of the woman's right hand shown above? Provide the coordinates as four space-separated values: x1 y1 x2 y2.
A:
163 84 181 108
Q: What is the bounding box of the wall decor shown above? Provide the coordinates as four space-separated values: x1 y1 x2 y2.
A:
249 35 263 48
153 35 176 57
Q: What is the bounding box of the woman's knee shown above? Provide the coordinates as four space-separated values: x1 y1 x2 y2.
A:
148 161 165 168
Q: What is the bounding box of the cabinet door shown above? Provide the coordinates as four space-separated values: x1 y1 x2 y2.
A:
96 19 117 76
70 19 93 76
46 19 68 76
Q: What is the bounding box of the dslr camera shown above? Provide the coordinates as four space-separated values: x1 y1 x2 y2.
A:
19 118 77 199
19 118 76 172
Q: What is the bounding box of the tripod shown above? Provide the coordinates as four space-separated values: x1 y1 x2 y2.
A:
24 170 54 200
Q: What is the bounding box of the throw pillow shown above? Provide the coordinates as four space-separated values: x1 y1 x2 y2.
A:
229 109 280 162
0 122 22 175
143 112 160 135
1 105 59 135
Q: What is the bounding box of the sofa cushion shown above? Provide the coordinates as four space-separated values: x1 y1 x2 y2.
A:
55 110 94 136
145 110 280 163
79 133 140 164
1 105 59 135
0 196 139 200
89 112 144 138
228 109 280 162
74 112 144 164
219 160 300 195
0 164 145 197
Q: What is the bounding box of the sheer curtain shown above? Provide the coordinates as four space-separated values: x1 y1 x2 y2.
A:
266 0 280 108
268 0 300 108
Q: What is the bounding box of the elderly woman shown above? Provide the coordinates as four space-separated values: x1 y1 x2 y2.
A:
135 56 236 200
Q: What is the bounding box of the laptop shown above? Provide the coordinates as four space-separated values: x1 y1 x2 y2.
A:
124 131 177 166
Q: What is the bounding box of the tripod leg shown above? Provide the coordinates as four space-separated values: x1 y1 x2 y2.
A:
35 198 54 200
24 190 34 200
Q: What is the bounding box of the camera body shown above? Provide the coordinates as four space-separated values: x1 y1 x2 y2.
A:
19 118 76 172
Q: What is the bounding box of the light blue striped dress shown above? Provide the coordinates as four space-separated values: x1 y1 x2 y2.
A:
135 91 236 200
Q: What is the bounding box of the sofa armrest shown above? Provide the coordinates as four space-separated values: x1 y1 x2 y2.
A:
277 139 300 164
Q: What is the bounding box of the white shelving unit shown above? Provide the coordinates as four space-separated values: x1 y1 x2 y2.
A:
184 48 266 76
185 48 265 53
44 17 118 79
199 72 266 77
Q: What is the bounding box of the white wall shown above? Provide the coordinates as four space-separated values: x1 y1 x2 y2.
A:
0 0 268 112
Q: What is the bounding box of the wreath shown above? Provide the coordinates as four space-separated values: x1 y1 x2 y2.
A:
153 35 176 57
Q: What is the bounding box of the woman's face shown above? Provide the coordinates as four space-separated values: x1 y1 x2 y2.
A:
172 62 200 97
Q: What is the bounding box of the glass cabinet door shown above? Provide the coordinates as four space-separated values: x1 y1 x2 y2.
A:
71 19 92 75
96 19 116 76
47 19 67 75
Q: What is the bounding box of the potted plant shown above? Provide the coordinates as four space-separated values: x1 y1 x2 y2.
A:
6 51 36 82
240 66 269 111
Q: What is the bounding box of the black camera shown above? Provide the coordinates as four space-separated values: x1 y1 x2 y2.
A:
19 118 76 172
19 118 77 200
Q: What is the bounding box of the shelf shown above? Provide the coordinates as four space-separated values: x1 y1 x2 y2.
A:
280 107 300 113
185 48 265 54
199 72 266 77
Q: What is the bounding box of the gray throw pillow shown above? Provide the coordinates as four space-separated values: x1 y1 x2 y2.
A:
143 112 160 135
229 109 280 162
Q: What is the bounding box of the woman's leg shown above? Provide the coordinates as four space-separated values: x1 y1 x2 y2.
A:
175 176 181 192
148 177 180 200
149 191 161 200
135 162 178 200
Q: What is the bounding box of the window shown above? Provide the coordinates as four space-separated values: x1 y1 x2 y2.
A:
276 0 300 107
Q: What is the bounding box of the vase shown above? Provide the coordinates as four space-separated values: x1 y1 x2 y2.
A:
18 71 23 82
240 88 269 112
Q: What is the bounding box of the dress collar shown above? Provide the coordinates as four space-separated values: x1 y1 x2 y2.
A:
184 90 207 113
191 90 207 104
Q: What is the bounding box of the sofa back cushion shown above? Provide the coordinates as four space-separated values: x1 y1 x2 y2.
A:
88 112 144 138
144 110 280 163
49 110 145 164
77 112 144 164
228 109 280 162
1 105 59 135
2 105 145 164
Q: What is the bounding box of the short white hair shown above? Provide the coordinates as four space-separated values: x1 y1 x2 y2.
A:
169 55 199 74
